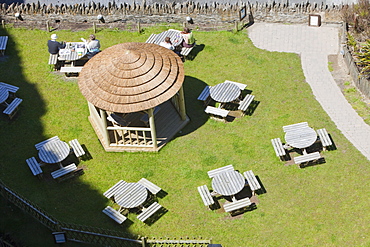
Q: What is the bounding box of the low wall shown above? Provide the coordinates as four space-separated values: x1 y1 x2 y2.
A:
0 1 344 31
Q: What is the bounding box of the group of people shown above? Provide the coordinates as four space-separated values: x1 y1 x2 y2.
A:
47 34 101 59
159 27 196 58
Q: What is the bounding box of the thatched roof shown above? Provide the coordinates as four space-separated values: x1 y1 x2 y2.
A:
78 42 184 113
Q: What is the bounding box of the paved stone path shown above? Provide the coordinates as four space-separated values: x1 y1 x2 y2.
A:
248 23 370 161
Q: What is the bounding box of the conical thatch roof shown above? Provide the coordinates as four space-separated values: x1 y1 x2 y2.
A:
78 42 184 113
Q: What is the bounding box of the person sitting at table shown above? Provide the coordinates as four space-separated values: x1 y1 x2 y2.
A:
159 37 175 51
160 37 182 57
47 34 65 55
81 34 101 59
180 27 196 48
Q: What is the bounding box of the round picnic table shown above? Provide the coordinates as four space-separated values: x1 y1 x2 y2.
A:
38 140 70 164
210 82 241 103
114 183 148 209
0 86 9 104
285 127 317 149
212 170 245 196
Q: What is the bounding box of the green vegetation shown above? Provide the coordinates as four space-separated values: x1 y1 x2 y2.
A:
1 27 370 246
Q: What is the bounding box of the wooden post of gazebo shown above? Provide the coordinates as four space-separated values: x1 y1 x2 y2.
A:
178 86 187 121
148 108 158 149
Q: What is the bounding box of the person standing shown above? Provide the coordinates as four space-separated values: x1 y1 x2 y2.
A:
47 34 65 54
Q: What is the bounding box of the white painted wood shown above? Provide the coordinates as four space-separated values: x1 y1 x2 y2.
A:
211 170 245 196
223 198 252 213
26 157 43 176
207 164 234 178
137 178 161 194
69 139 85 158
60 67 83 73
243 170 261 192
271 138 286 157
224 80 247 90
0 36 8 56
204 106 229 118
197 185 214 207
317 128 332 147
51 163 77 179
3 98 22 119
102 206 127 224
137 202 162 222
103 180 128 199
293 152 321 164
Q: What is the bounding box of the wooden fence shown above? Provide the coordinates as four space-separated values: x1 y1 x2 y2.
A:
0 179 213 246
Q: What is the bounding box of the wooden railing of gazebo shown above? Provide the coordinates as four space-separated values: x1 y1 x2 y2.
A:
107 126 154 147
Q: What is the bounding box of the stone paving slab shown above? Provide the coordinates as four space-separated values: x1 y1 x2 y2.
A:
248 22 370 161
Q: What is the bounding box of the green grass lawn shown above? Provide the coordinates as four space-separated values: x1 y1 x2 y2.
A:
1 26 370 247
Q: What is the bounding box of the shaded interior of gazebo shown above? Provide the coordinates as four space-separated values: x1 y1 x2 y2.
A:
78 42 189 152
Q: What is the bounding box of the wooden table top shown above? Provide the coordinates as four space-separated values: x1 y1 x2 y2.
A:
38 140 70 164
156 30 183 47
212 170 245 196
285 127 317 149
0 86 9 104
114 183 148 209
210 82 241 103
58 42 87 61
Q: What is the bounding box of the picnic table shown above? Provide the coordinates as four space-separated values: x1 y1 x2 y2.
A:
212 170 245 197
114 182 148 209
149 30 183 47
0 86 9 105
38 140 70 165
58 42 87 65
285 126 317 150
210 82 241 103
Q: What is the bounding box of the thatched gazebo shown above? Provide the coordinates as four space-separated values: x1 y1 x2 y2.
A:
78 42 189 152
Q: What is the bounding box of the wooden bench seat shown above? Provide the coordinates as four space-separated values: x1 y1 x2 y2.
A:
180 45 195 57
317 128 332 150
293 152 321 165
51 163 77 179
283 122 308 133
102 206 127 224
26 157 43 178
238 94 255 113
60 66 83 74
197 185 214 207
137 178 161 195
271 138 287 158
69 139 85 159
205 106 229 118
197 86 211 104
0 82 19 94
48 54 58 65
137 202 162 223
224 80 247 90
103 180 127 199
207 164 234 178
243 170 261 194
35 136 60 150
3 98 22 119
223 198 252 213
0 36 8 56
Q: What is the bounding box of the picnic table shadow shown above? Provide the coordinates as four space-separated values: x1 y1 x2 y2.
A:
184 44 205 61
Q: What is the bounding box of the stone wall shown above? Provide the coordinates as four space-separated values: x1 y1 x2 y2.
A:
0 1 344 31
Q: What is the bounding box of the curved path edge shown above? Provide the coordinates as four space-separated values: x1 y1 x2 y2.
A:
248 23 370 161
